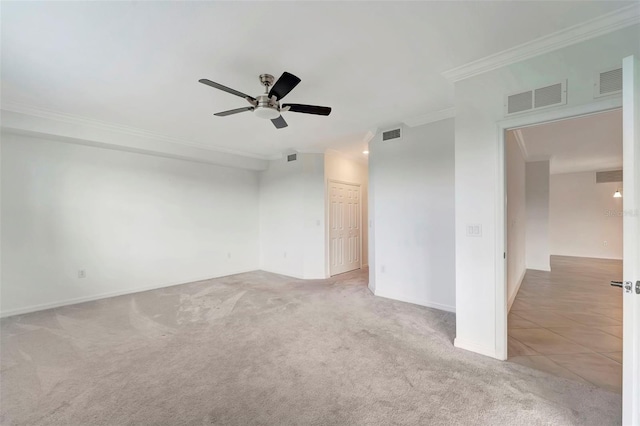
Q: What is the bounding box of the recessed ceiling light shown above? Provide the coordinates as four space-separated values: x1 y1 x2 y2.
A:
363 150 369 155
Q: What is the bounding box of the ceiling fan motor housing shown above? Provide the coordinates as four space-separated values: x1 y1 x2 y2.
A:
254 94 280 119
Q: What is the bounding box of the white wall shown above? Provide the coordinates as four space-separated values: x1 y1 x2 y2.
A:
259 153 325 279
324 151 369 271
506 132 526 310
1 110 268 172
550 171 623 259
1 132 260 316
369 119 456 312
525 161 550 271
454 24 640 359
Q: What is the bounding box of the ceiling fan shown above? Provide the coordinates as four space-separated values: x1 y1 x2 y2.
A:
198 72 331 129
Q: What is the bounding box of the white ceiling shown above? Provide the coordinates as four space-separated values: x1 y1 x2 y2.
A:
514 109 622 174
1 1 633 159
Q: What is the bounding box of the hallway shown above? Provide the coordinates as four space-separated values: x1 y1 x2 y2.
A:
508 256 623 393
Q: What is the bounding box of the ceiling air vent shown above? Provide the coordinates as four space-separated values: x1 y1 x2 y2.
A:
505 80 567 116
596 169 622 183
287 153 297 162
595 67 622 98
382 128 402 141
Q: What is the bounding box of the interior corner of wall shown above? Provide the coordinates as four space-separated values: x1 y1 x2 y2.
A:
507 268 526 312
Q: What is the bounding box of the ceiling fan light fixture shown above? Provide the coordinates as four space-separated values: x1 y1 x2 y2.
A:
252 94 281 120
254 106 281 120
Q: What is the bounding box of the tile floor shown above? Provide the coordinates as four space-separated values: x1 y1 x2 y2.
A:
508 255 623 393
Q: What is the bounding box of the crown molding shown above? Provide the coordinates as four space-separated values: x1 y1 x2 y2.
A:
403 107 455 127
362 129 376 144
442 4 640 82
512 129 529 160
1 102 272 161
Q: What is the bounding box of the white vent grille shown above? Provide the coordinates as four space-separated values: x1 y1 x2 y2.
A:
505 80 566 116
382 128 402 141
535 83 563 108
595 67 622 98
507 91 533 114
596 170 622 183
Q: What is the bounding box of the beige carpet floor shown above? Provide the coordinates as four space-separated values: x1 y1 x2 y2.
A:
1 269 621 425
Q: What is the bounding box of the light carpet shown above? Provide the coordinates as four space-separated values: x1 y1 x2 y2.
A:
0 269 620 425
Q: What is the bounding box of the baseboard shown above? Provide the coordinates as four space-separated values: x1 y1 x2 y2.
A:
374 289 455 313
526 266 551 272
551 254 623 261
454 338 502 359
507 268 526 312
258 268 305 280
0 268 258 318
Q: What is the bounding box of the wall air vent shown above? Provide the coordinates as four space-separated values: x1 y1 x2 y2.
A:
382 128 402 141
505 80 567 116
534 83 563 108
596 169 622 183
287 153 297 162
594 67 622 98
507 91 533 114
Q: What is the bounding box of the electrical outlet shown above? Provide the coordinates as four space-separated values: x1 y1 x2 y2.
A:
284 252 287 258
381 265 386 273
78 270 86 278
227 252 231 259
603 241 608 247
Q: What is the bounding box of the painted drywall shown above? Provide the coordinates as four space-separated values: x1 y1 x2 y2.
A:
1 110 269 171
454 24 640 359
259 153 325 279
505 132 526 310
550 171 623 259
525 161 550 271
324 151 369 271
1 132 260 316
369 119 456 312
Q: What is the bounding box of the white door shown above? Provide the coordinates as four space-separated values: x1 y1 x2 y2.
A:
329 181 361 276
622 55 640 426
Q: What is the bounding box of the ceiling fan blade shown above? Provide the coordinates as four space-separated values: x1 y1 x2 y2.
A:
199 79 256 102
282 103 331 116
271 115 288 129
268 72 301 100
214 107 254 117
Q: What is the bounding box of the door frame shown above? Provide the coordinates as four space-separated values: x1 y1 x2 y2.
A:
495 96 623 360
325 179 363 277
621 54 639 426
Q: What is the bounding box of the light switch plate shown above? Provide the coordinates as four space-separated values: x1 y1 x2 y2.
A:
466 224 482 237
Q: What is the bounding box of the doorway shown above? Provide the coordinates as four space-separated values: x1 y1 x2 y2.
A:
505 109 624 393
328 180 362 276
